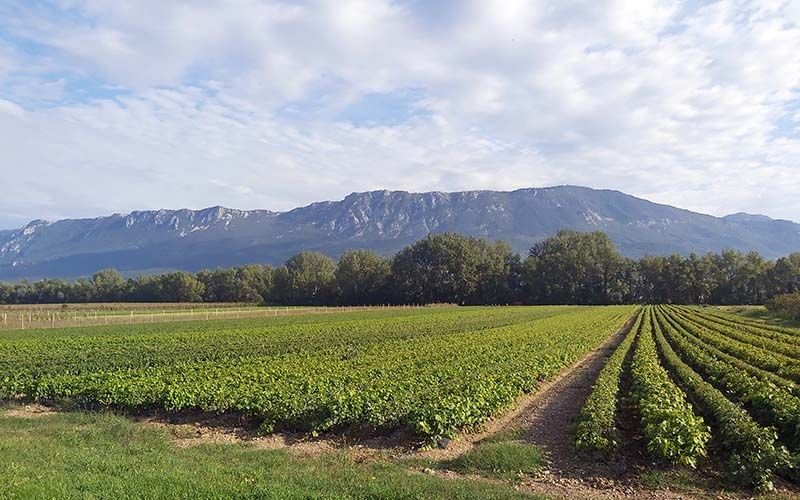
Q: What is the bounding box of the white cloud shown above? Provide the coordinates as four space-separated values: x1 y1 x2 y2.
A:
0 99 24 117
0 0 799 229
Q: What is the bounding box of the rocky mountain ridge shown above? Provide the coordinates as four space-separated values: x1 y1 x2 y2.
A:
2 186 799 279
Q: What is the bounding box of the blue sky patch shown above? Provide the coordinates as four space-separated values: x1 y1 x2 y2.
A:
336 88 430 127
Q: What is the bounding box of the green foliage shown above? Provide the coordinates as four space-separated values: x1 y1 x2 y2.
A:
664 308 800 384
656 307 800 452
524 230 629 304
781 452 800 483
154 272 206 302
0 306 634 444
673 308 800 359
0 307 581 399
651 309 788 492
629 307 710 468
91 269 127 301
197 265 272 303
130 272 206 302
335 249 391 305
575 307 641 452
271 251 337 305
5 300 800 492
390 233 521 305
767 293 800 321
708 250 773 305
660 310 800 398
0 233 798 308
684 307 800 346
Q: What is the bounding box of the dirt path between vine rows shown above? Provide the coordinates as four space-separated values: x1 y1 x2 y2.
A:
414 313 693 499
503 316 672 499
417 314 639 461
416 312 730 499
418 311 799 499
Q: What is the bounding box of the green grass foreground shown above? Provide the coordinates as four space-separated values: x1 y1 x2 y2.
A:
442 441 545 479
0 407 539 499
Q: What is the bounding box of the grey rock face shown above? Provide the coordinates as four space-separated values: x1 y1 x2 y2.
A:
2 186 798 279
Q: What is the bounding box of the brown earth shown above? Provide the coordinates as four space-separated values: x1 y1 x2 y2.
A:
2 403 57 419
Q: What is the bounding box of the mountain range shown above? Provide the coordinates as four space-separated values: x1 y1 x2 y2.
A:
2 186 799 280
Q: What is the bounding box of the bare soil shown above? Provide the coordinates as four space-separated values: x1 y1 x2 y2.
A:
499 319 690 499
2 403 57 419
135 410 421 461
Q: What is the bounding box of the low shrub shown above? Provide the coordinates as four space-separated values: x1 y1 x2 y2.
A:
766 293 800 321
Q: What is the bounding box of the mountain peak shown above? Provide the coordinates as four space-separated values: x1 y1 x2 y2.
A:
723 212 774 223
23 219 50 230
1 186 799 280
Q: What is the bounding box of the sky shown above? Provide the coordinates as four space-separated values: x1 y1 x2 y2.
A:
0 0 799 229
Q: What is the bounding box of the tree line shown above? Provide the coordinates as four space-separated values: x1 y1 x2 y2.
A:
1 231 798 306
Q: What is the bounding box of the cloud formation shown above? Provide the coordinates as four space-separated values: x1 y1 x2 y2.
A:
0 0 799 228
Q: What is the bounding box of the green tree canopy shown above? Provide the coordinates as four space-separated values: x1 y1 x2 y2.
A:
391 233 515 305
272 251 336 305
91 269 126 301
155 272 206 302
524 230 627 304
335 249 391 305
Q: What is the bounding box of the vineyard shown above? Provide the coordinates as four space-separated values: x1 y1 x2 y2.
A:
0 305 632 443
578 305 800 492
4 304 800 497
0 302 401 331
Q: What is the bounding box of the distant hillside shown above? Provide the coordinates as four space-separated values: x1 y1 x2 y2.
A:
2 186 799 279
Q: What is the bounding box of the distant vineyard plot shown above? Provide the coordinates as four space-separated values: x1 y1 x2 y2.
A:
0 302 420 330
